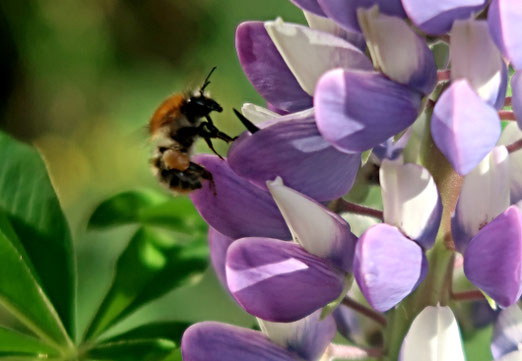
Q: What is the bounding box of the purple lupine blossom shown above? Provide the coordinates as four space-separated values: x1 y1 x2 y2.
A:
181 0 522 359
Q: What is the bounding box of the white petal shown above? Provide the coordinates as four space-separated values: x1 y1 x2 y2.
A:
402 306 466 361
303 10 366 49
264 18 372 95
267 177 355 271
357 6 436 94
241 103 281 125
258 310 335 361
380 160 441 248
452 146 510 251
500 123 522 203
450 20 506 108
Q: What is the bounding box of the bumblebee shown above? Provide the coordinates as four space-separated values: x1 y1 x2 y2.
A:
149 67 236 192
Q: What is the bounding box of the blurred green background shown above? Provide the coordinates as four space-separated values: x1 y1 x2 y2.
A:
0 1 494 359
0 0 304 340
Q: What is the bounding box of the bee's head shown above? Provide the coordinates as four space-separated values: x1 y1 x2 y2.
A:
182 66 223 122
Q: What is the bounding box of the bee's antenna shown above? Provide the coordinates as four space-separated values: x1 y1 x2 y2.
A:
200 66 217 94
233 108 260 134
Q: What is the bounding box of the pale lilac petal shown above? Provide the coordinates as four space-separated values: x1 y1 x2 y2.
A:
464 206 522 307
226 237 346 322
357 6 437 95
372 129 412 162
303 11 366 50
500 123 522 203
236 21 312 112
402 306 466 361
491 304 522 359
264 19 373 95
450 20 508 109
258 311 336 361
380 160 442 249
402 0 488 35
317 0 406 33
332 306 359 342
228 112 360 202
208 227 234 287
267 178 357 272
497 351 522 361
488 0 522 70
431 79 501 175
452 146 510 252
181 322 299 361
512 72 522 129
190 155 290 240
354 224 427 312
289 0 325 16
315 69 422 153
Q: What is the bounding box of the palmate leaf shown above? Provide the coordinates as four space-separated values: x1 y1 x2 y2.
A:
88 190 206 234
85 321 190 361
0 211 71 348
84 227 208 340
85 338 176 361
0 327 60 358
0 132 75 337
103 321 190 345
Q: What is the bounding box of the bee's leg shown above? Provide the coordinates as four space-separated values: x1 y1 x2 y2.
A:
202 136 224 160
204 116 237 142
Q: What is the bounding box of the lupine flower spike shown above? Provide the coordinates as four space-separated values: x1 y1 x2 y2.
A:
181 0 522 360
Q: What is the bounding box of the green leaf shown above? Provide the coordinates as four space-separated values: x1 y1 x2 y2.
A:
0 211 72 348
0 327 60 357
104 321 190 346
84 228 208 340
0 132 76 337
88 190 206 233
160 349 182 361
86 338 176 361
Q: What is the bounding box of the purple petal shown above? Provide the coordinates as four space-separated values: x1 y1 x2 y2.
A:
228 111 360 202
488 0 522 70
258 311 336 361
402 0 488 35
450 20 508 109
512 72 522 129
264 20 373 95
236 21 312 113
317 0 406 33
267 178 357 272
226 237 346 322
491 304 522 360
208 227 234 287
452 146 510 253
354 224 427 312
357 6 437 95
289 0 325 16
181 322 299 361
314 69 422 153
380 160 442 249
431 79 501 176
464 206 522 307
189 155 290 240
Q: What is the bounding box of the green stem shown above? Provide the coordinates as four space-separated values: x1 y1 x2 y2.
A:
382 106 462 360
